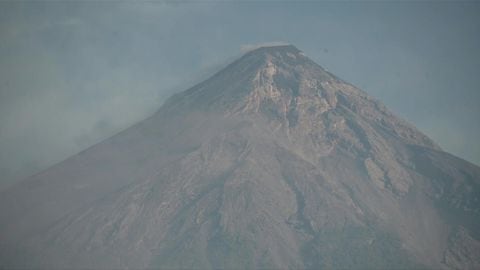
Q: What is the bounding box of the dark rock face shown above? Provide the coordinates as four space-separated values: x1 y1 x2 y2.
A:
1 45 479 269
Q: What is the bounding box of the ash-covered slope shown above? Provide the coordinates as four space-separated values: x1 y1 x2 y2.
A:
1 45 479 269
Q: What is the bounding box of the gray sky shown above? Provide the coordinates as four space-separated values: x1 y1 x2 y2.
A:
1 1 479 189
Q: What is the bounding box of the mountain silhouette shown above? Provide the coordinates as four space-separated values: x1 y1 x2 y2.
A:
1 45 479 269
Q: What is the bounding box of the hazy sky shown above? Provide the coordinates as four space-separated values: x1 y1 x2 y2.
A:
1 1 479 189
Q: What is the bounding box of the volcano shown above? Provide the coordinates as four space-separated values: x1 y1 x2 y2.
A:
1 45 479 269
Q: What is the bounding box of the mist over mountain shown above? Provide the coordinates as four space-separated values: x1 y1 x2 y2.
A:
1 45 479 269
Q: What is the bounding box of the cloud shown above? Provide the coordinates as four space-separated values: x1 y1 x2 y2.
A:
240 41 291 53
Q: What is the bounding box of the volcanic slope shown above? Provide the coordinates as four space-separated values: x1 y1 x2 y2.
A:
1 45 479 269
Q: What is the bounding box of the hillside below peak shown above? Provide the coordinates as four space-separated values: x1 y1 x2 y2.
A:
1 43 478 270
159 45 439 154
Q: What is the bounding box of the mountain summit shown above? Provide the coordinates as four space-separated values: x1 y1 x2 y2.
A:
1 45 479 269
